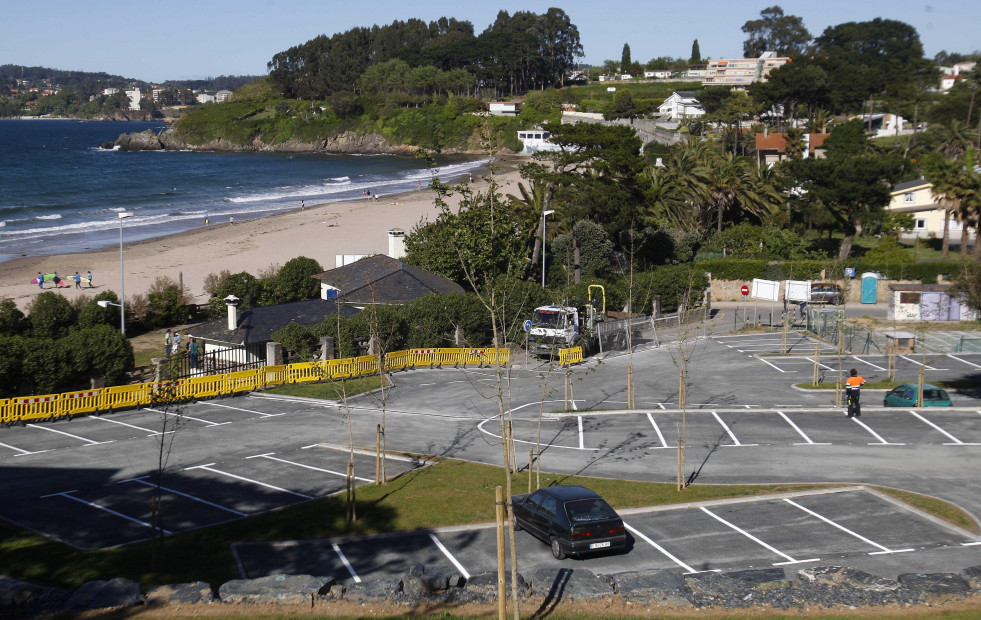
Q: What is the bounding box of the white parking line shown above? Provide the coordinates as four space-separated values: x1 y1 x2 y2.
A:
184 464 314 499
646 413 669 448
42 491 171 534
0 441 49 456
118 476 248 516
699 507 819 566
775 411 830 446
783 499 913 555
429 533 471 579
623 522 714 574
200 402 285 418
90 415 170 436
577 416 584 450
332 543 362 583
146 408 232 427
245 453 374 483
907 411 980 446
28 424 112 446
803 357 835 371
754 356 790 373
947 354 981 369
900 355 938 370
851 356 886 371
710 411 756 447
851 418 905 446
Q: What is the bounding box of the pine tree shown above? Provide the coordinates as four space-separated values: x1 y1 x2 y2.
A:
690 39 702 64
621 43 632 73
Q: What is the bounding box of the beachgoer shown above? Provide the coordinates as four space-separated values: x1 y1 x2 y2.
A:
86 271 93 287
469 172 473 183
372 193 378 202
229 215 234 225
189 338 199 369
417 180 421 189
37 272 44 290
52 272 60 287
74 272 81 289
165 329 172 357
301 200 305 210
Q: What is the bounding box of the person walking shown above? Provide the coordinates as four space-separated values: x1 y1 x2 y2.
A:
86 271 93 287
74 272 81 289
165 329 173 358
189 338 199 370
845 368 866 418
173 330 182 354
37 272 44 290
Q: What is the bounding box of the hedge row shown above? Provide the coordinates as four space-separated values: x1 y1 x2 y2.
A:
696 259 965 283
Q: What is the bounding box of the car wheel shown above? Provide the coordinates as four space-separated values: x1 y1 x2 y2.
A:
550 536 566 560
511 513 522 531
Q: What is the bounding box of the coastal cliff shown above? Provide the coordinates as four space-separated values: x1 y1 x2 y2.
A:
108 127 496 154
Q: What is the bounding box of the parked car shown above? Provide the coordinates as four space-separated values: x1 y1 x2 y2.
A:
511 485 627 559
883 383 953 407
810 282 844 305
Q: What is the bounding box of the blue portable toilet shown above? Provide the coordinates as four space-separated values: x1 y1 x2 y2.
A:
860 273 878 304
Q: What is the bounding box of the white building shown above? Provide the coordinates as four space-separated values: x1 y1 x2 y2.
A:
644 70 672 79
657 91 705 120
886 179 975 242
215 90 233 103
124 88 141 111
517 129 562 154
850 113 913 138
489 100 521 116
102 87 119 96
196 93 215 104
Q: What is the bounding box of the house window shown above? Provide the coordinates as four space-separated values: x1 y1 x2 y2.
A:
915 219 926 229
904 192 915 203
899 292 921 304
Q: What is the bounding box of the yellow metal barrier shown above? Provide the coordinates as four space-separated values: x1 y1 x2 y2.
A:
2 347 511 425
558 347 583 366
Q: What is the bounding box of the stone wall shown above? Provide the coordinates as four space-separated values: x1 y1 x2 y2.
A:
710 279 914 303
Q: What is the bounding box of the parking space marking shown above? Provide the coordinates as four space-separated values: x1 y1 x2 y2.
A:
783 499 914 555
146 408 232 427
623 522 705 574
118 476 248 516
964 542 981 547
907 411 980 446
900 356 941 370
776 411 830 446
200 402 286 418
755 356 791 373
184 463 314 499
947 354 981 369
41 491 172 534
699 507 819 566
851 418 906 446
429 533 471 579
646 413 669 448
710 411 756 447
1 441 49 456
331 543 362 582
803 357 835 371
28 423 112 446
577 416 584 449
851 356 886 371
245 453 374 483
90 415 170 436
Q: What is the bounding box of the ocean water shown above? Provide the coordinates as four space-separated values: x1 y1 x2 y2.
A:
0 119 483 262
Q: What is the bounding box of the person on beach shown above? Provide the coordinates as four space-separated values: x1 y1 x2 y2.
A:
74 272 81 289
229 215 234 225
301 200 305 210
165 329 172 357
37 272 44 290
373 193 378 202
87 271 93 287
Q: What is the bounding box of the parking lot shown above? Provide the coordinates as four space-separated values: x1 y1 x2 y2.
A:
233 486 981 583
0 400 425 549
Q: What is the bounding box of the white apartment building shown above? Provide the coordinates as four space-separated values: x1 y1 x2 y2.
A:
684 52 790 87
124 88 141 111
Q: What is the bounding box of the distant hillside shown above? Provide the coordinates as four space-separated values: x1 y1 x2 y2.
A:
0 64 136 87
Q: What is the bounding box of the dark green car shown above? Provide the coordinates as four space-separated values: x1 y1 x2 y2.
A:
883 383 952 407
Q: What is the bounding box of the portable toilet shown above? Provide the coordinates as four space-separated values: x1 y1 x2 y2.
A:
860 273 878 304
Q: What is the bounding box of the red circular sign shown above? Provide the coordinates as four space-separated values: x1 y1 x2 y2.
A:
740 285 749 296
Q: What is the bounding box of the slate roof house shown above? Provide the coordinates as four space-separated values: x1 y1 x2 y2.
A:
317 254 464 306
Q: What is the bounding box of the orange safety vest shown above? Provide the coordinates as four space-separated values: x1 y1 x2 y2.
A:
845 376 865 390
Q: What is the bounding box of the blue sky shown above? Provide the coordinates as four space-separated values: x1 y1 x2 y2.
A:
2 1 977 83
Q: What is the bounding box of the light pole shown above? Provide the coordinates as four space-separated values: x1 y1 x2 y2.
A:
117 212 133 335
541 209 555 288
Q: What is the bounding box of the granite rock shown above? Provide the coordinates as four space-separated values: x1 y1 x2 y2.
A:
66 577 142 610
218 574 334 605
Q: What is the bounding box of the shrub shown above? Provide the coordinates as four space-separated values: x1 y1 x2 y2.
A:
862 236 914 264
146 276 190 328
77 291 122 329
551 221 614 277
28 292 77 339
65 325 134 387
271 322 318 361
0 299 28 336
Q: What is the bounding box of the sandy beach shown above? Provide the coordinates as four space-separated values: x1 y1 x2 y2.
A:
0 164 527 312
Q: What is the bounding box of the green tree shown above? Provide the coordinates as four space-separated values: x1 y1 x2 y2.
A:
550 220 614 277
207 271 263 318
271 321 319 360
28 292 77 339
65 325 134 387
0 335 29 397
77 291 121 329
22 340 72 394
0 299 27 336
271 256 323 304
146 276 190 328
690 39 702 64
621 43 632 73
741 6 812 58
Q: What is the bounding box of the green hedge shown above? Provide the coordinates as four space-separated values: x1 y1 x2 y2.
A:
696 258 965 283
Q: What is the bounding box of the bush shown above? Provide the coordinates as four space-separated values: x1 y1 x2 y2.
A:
629 265 710 314
271 322 319 361
270 257 322 304
65 325 134 387
28 292 77 339
0 299 27 336
77 291 121 329
551 221 614 277
146 276 190 328
862 236 914 264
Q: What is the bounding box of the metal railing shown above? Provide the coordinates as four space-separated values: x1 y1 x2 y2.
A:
0 347 511 426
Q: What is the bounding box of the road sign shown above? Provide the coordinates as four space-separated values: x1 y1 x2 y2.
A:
740 285 749 297
523 319 532 332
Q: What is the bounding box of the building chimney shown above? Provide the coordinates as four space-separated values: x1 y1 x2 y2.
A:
224 295 240 331
388 228 406 259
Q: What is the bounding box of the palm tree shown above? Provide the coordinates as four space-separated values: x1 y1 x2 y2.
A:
506 178 552 276
936 120 972 159
926 158 963 258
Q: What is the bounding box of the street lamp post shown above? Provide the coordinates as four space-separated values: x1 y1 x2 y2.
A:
541 209 555 288
118 212 133 335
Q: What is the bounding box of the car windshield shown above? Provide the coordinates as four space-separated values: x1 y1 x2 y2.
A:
533 310 564 328
564 498 618 523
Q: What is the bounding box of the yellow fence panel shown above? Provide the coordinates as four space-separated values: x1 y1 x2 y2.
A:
63 389 104 417
103 383 150 412
9 393 61 423
0 398 11 425
385 350 409 371
558 347 583 366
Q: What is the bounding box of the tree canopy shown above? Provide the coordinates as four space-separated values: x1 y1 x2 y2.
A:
741 6 811 58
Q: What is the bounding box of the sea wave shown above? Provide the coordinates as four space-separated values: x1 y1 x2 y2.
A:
36 214 62 220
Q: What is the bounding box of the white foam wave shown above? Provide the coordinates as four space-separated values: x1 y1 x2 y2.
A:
36 214 62 220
